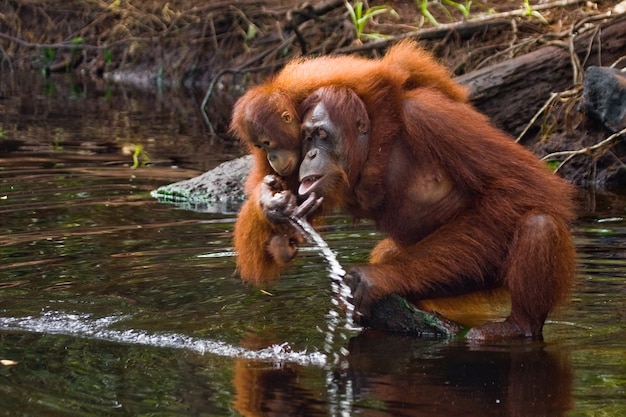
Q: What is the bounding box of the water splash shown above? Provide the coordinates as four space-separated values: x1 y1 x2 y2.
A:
0 311 326 367
0 219 358 372
290 217 360 356
290 217 359 417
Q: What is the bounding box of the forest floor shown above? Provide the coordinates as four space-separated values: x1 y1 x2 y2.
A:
1 0 622 85
1 0 625 184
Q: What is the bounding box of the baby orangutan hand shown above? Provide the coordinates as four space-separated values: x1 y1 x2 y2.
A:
260 175 323 224
260 175 323 265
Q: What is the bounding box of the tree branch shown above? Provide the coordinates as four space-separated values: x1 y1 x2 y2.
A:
541 126 626 173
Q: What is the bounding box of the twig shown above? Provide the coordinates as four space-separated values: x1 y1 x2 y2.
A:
610 55 626 69
567 25 583 84
515 87 581 143
541 126 626 173
0 32 102 51
0 31 150 52
515 92 559 143
200 68 237 135
334 0 587 54
0 45 14 72
199 0 347 130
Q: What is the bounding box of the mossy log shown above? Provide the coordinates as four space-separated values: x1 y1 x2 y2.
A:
365 295 467 338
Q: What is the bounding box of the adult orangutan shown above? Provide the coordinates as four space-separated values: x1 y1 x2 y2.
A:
231 40 468 284
289 84 576 340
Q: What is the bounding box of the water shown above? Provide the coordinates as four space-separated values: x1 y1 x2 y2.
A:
291 217 358 357
1 73 625 416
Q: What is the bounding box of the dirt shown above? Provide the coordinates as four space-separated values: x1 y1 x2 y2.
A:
0 0 619 85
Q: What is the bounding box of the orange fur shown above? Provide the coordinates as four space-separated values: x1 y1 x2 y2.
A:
370 237 510 327
298 84 576 340
232 187 282 285
231 40 467 284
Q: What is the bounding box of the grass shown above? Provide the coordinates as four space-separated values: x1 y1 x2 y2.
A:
345 1 399 41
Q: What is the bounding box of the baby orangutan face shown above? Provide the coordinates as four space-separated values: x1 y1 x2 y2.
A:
239 90 302 177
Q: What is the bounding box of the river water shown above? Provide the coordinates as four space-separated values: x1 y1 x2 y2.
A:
0 73 624 416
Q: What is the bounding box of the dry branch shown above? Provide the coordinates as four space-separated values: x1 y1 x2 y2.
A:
456 12 626 135
514 87 583 143
334 0 587 55
541 126 626 173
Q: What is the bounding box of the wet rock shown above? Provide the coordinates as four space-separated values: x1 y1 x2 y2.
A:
151 155 252 213
583 66 626 132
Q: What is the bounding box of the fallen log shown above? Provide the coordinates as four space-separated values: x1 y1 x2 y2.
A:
456 12 626 135
365 295 466 338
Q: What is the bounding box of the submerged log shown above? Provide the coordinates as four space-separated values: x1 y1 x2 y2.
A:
365 295 466 338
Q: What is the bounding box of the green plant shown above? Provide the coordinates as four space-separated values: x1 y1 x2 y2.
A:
442 0 472 18
414 0 440 26
52 128 64 151
415 0 472 26
345 1 398 41
104 48 113 65
416 0 545 27
246 23 258 41
522 0 548 24
123 144 151 169
545 160 560 171
67 37 84 72
42 47 57 75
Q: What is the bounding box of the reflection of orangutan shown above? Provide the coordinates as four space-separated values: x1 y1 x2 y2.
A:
231 40 468 284
291 84 576 340
232 332 573 417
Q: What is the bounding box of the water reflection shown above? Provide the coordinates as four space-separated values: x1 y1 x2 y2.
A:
0 71 242 171
353 335 571 417
0 73 625 416
231 333 574 417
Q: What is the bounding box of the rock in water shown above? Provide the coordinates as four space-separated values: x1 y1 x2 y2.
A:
151 155 252 213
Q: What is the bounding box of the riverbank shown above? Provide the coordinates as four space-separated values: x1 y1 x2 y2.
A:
1 0 620 87
1 0 625 185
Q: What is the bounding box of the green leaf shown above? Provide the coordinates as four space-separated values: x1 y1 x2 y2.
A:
246 24 257 40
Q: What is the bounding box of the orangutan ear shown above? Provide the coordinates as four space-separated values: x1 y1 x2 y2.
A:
281 111 293 124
